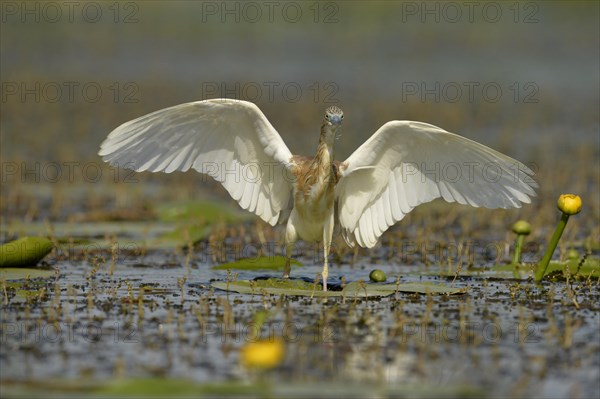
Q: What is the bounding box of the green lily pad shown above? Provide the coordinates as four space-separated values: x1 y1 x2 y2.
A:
567 239 600 252
0 267 54 280
0 237 54 268
100 378 258 397
539 258 600 280
212 256 301 271
158 224 212 245
6 221 164 248
0 378 483 398
156 199 250 224
1 267 51 303
0 378 260 398
416 257 599 280
3 279 49 303
5 198 252 252
212 278 466 297
5 221 210 250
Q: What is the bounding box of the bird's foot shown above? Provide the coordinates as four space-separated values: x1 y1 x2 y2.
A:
283 258 291 279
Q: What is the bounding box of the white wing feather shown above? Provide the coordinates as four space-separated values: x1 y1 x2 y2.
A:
336 121 537 247
99 99 294 225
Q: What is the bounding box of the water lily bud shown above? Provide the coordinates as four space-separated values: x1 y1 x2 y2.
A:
557 194 582 215
512 220 531 235
566 249 579 260
369 269 387 282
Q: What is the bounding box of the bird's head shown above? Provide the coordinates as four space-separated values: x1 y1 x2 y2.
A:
324 106 344 127
322 106 343 144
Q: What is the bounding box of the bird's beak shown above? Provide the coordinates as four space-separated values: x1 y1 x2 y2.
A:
330 115 342 126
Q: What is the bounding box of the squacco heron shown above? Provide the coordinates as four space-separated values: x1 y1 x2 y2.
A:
99 99 536 290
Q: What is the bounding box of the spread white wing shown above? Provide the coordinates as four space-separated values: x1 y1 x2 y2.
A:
99 99 294 225
336 121 537 248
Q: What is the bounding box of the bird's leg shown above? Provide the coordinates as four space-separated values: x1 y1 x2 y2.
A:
283 222 297 279
322 211 334 291
283 242 293 279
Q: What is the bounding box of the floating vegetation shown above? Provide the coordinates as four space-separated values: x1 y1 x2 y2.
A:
417 258 599 280
156 199 251 224
4 199 250 251
1 378 485 398
157 224 212 246
212 256 301 271
212 278 466 297
0 267 54 280
0 237 53 268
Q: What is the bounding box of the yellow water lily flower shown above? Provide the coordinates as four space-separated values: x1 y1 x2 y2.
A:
240 338 284 369
557 194 582 215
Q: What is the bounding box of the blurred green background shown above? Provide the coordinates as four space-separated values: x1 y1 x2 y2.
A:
1 1 598 230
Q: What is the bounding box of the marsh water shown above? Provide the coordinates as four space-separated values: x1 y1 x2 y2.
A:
1 191 599 398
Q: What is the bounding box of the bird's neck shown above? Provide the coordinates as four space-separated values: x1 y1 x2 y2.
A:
295 123 337 202
316 123 336 171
